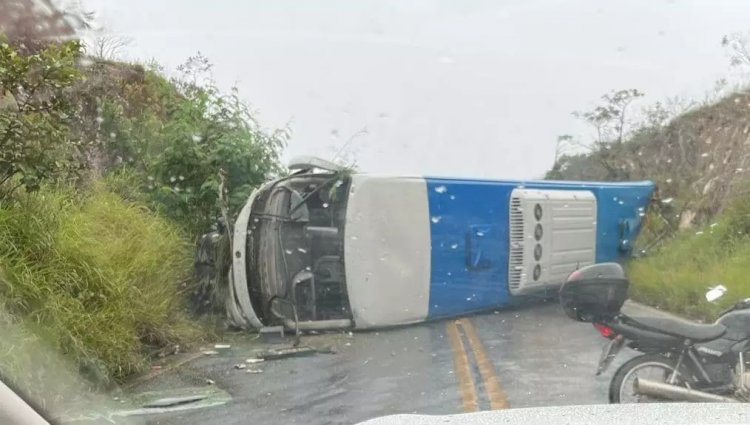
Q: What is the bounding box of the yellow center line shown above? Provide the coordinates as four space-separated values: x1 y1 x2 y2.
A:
458 318 510 410
446 320 479 412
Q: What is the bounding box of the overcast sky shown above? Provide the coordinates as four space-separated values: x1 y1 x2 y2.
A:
81 0 750 179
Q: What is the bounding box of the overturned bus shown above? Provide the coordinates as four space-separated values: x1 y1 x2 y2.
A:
196 157 655 331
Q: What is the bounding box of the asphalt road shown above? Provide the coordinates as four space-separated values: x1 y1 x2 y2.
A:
125 299 638 425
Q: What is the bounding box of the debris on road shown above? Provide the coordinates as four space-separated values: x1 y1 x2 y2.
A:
143 395 207 408
254 345 336 360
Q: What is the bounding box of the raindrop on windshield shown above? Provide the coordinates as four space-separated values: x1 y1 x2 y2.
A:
434 185 447 194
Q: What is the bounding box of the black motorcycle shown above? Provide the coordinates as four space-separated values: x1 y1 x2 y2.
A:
560 263 750 403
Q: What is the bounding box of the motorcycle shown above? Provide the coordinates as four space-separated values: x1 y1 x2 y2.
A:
559 263 750 403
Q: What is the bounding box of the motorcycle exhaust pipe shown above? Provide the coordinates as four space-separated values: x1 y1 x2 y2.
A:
633 378 738 403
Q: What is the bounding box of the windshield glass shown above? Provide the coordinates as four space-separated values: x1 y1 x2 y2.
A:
3 1 750 424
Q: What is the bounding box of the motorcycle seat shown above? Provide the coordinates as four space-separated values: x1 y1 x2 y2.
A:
621 303 726 341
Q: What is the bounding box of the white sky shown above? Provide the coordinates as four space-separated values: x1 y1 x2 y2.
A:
81 0 750 179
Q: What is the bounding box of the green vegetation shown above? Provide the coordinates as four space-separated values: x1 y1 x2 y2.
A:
0 35 284 391
628 194 750 321
0 180 202 385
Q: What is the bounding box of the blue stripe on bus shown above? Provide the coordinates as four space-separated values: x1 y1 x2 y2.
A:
424 178 654 319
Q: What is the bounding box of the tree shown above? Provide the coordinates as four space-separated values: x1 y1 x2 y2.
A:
721 32 750 68
145 54 287 234
90 33 132 60
572 89 644 179
0 40 83 198
573 89 644 148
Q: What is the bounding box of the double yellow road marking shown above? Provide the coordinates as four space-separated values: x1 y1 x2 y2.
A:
446 318 509 412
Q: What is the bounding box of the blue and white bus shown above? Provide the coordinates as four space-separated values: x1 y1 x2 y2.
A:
218 157 654 331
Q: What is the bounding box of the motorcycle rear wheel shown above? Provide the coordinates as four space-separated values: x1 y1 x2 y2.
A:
609 354 690 403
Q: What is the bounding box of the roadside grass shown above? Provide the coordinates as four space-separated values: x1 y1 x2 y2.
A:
628 195 750 322
0 180 206 392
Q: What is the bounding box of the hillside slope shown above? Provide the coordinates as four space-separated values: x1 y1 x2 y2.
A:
551 90 750 318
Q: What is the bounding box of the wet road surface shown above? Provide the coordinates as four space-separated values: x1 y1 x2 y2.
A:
133 299 638 424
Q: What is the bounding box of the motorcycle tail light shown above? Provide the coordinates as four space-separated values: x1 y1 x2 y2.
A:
593 323 616 339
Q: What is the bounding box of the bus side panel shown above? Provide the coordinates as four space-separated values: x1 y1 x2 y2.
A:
425 179 513 318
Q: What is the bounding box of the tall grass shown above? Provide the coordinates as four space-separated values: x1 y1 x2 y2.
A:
628 195 750 321
0 180 204 389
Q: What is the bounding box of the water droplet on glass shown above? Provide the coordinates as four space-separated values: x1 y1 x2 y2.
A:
431 216 442 224
434 185 447 194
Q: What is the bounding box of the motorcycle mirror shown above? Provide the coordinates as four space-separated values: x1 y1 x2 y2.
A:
705 284 728 302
